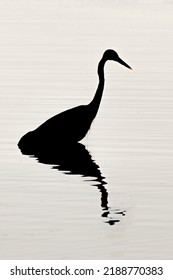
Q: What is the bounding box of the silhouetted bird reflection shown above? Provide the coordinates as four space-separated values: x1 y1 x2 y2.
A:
20 143 125 225
18 49 132 150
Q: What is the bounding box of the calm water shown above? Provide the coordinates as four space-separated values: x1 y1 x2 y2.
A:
0 0 173 259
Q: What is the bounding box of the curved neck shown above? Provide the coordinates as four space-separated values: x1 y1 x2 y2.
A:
88 57 106 120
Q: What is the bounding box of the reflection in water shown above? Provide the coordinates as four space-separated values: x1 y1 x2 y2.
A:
19 143 125 225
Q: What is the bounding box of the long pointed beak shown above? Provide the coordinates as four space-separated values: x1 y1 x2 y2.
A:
118 57 132 70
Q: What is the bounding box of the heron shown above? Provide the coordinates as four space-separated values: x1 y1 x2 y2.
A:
18 49 132 150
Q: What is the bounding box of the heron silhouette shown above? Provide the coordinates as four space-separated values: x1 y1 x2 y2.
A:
18 49 132 151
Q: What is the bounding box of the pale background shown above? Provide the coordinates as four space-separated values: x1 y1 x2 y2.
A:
0 0 173 259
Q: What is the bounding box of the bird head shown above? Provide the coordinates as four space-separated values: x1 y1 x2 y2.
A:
103 49 132 70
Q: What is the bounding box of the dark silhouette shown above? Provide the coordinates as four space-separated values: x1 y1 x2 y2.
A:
18 50 129 225
20 142 126 225
18 49 132 150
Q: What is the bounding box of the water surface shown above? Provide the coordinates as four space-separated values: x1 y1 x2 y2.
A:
0 0 173 259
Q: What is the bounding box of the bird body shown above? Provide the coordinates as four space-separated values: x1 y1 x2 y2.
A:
35 105 93 143
18 49 132 151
